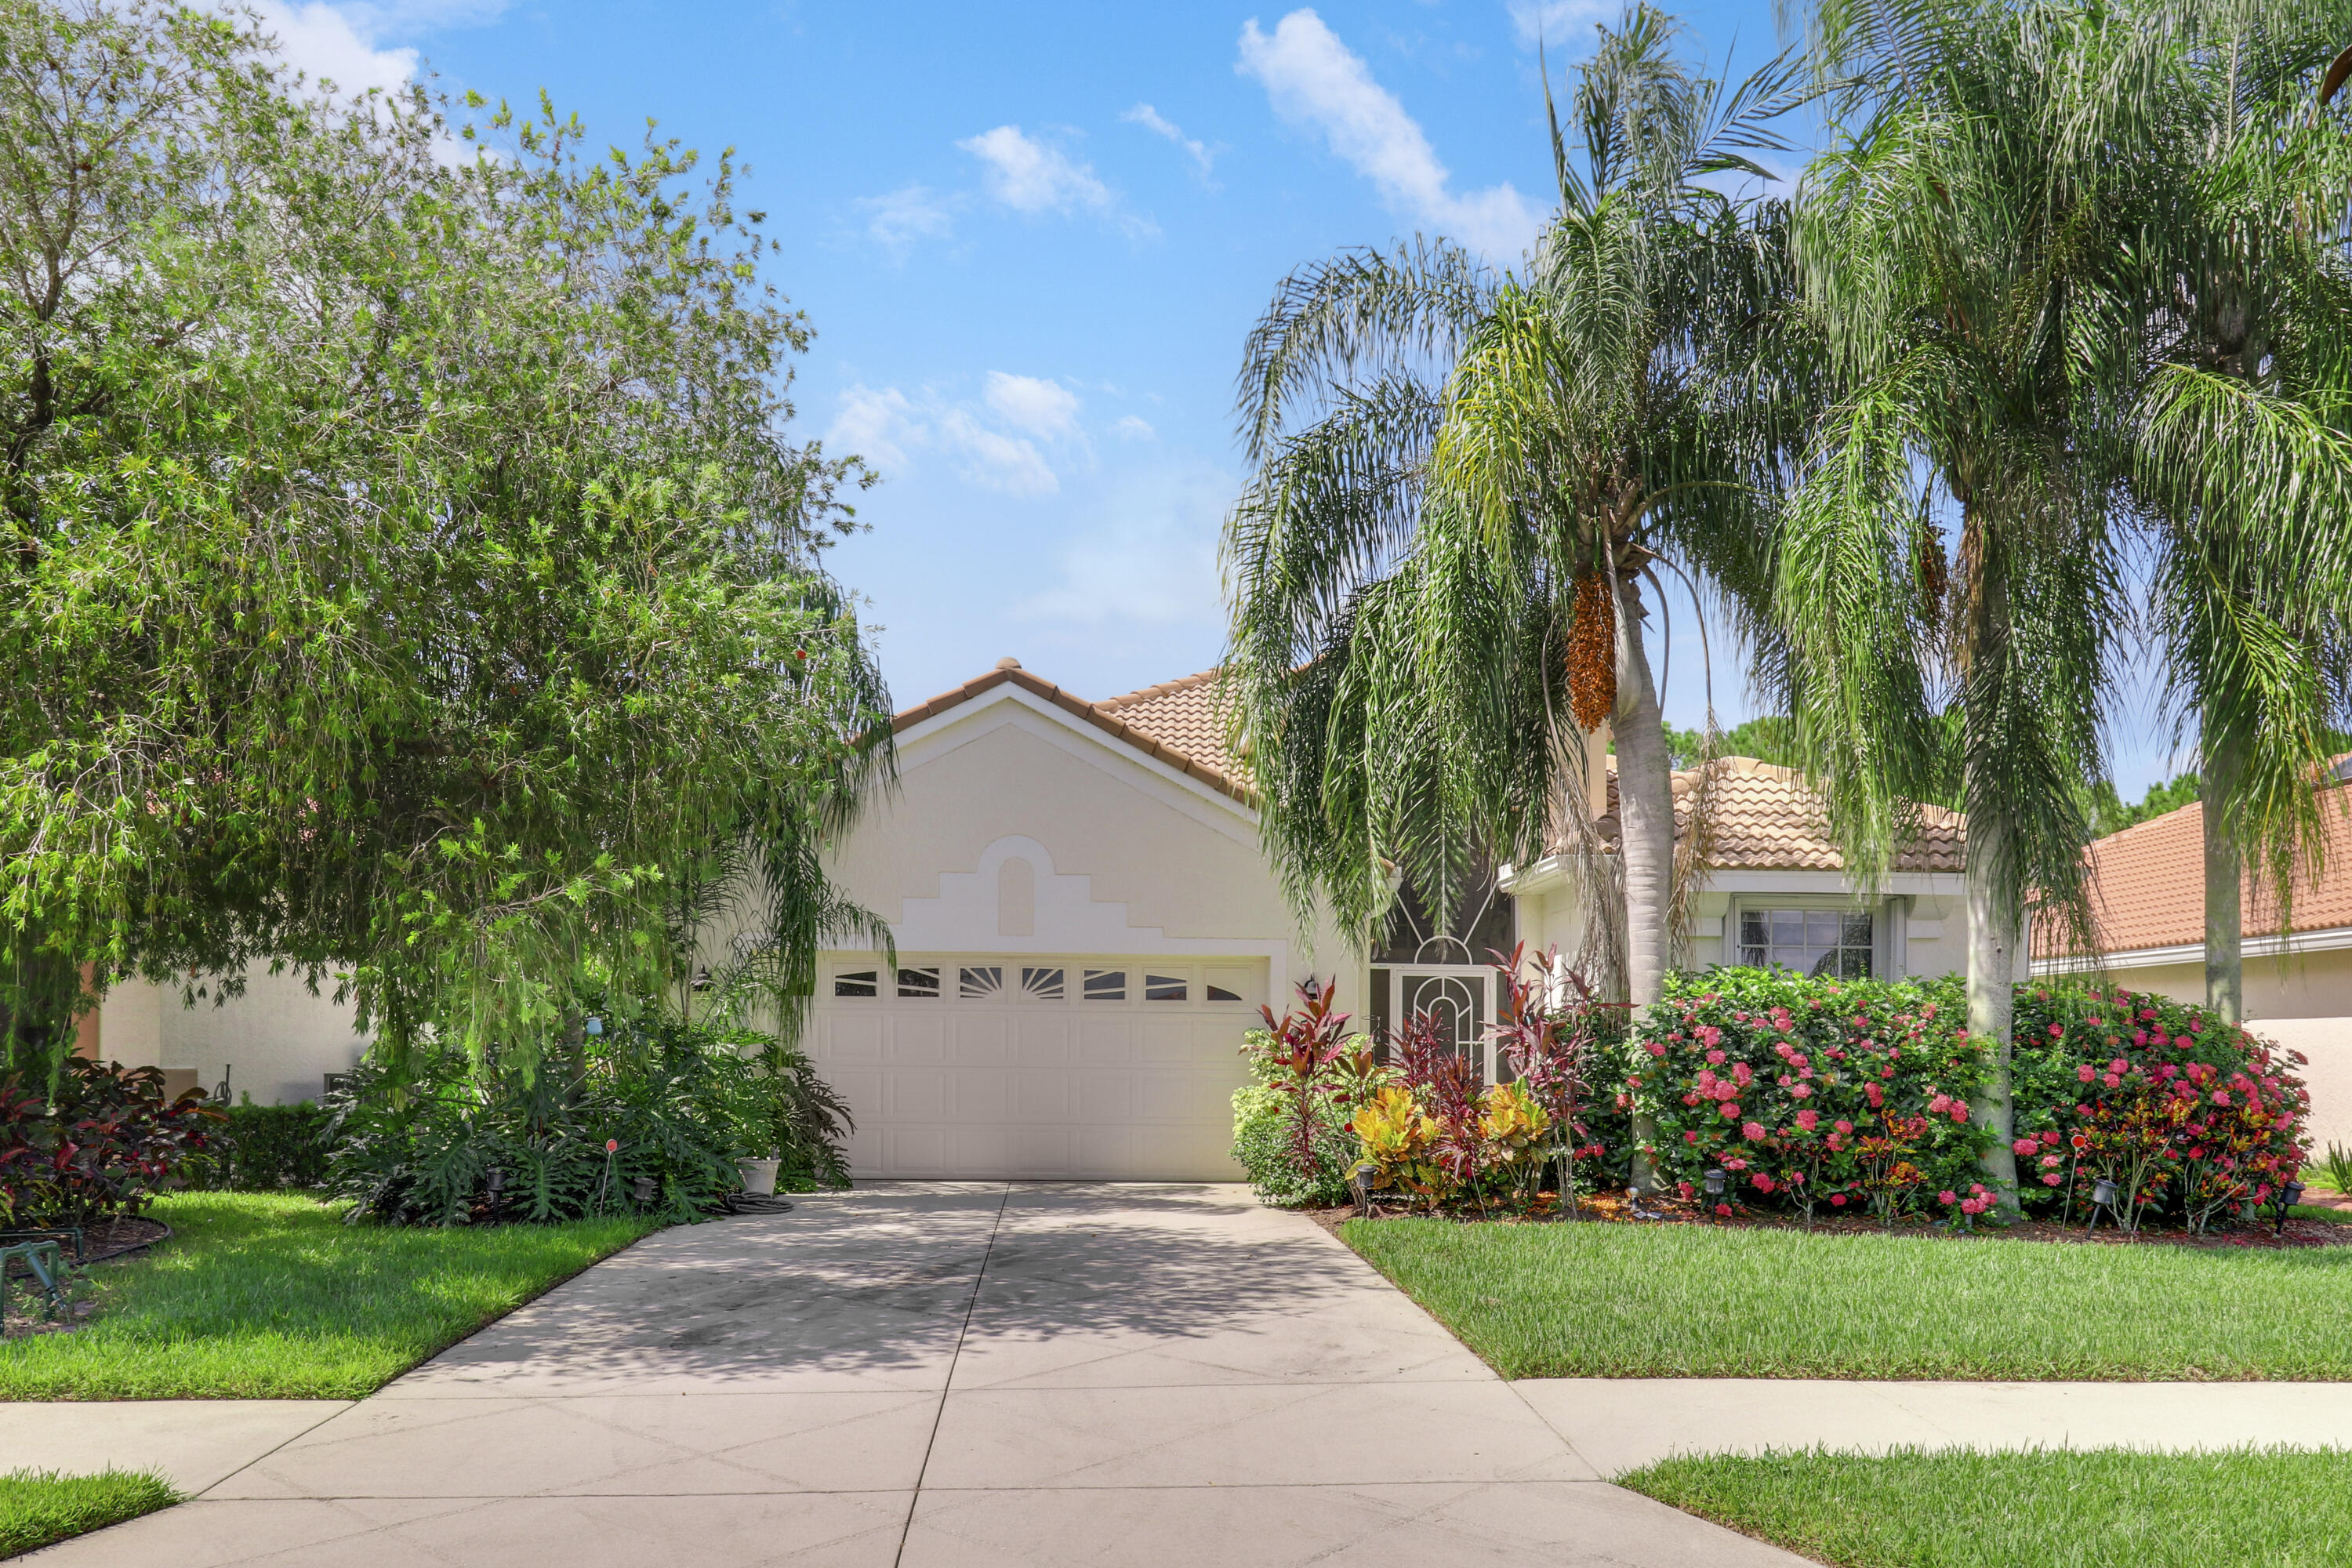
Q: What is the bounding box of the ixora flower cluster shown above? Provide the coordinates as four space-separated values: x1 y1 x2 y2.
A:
2009 987 2310 1231
1624 969 1994 1223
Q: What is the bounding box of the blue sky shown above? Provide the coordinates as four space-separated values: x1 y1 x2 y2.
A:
260 1 2184 793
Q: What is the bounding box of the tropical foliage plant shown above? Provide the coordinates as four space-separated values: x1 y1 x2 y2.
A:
0 1062 221 1225
1230 979 1385 1207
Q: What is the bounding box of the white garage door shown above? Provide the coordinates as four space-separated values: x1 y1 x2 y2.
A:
807 955 1265 1179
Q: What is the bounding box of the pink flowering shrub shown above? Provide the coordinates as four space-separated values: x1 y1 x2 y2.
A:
2009 985 2309 1227
1624 969 1992 1218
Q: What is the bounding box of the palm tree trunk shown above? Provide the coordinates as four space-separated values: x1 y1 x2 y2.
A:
1612 573 1675 1191
1962 528 2019 1211
2201 698 2243 1023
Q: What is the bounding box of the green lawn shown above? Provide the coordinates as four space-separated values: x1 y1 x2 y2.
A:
0 1470 179 1557
0 1193 656 1400
1339 1217 2352 1379
1621 1446 2352 1568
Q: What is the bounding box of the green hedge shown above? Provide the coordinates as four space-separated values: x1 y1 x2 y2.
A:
189 1101 332 1192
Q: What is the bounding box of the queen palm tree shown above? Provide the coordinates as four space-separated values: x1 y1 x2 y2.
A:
2125 0 2352 1022
1222 8 1809 1184
1780 0 2165 1205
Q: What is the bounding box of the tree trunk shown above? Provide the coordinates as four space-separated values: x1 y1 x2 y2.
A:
1613 573 1676 1190
1962 519 2019 1212
2201 698 2243 1023
1964 817 2020 1210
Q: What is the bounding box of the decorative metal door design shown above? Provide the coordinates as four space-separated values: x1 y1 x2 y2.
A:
1385 963 1501 1083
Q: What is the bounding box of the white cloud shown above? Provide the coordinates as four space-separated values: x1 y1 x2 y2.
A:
1018 463 1232 626
958 125 1113 215
246 1 418 96
984 373 1081 439
940 411 1058 496
858 184 959 254
1237 9 1540 260
956 125 1159 239
1505 0 1613 49
1123 103 1218 179
828 384 922 474
826 379 1073 496
1112 415 1157 441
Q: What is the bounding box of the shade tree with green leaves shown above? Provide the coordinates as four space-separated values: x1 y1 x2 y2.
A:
0 1 891 1083
1222 12 1813 1195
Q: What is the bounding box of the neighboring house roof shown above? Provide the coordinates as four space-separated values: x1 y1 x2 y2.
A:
891 661 1247 803
1584 755 1966 874
2045 784 2352 958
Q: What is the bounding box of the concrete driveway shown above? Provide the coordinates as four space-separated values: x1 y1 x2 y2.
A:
35 1183 1803 1566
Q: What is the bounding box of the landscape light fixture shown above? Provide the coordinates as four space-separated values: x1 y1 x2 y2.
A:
2087 1175 2120 1234
1703 1168 1727 1198
632 1175 658 1206
2278 1179 2307 1235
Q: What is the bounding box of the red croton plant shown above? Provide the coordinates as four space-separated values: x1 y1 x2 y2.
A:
0 1061 223 1228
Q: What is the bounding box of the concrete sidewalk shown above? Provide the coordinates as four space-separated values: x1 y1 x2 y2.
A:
13 1184 1809 1566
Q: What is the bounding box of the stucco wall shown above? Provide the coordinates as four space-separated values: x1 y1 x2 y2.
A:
831 695 1360 1011
93 971 364 1106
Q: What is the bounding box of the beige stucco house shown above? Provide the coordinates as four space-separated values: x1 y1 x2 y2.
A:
80 661 2020 1180
2034 778 2352 1154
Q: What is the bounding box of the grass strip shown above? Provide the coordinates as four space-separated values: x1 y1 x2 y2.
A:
1621 1446 2352 1568
0 1192 656 1400
1340 1216 2352 1379
0 1469 179 1557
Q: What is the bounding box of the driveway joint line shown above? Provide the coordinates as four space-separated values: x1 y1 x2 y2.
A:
191 1402 363 1501
894 1179 1010 1568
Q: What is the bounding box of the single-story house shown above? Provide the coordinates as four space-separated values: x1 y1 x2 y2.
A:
82 662 2008 1180
2034 771 2352 1154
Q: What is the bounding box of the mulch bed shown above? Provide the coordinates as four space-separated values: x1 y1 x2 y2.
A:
1301 1190 2352 1249
0 1216 172 1340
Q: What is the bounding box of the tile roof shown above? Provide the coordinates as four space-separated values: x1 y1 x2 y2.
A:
2045 784 2352 956
891 662 1248 802
1584 756 1966 874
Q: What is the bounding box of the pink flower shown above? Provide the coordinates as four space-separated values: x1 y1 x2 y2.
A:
1683 1130 1700 1144
2040 1153 2061 1168
1646 1041 1667 1057
2077 1064 2097 1083
1950 1105 1969 1124
2212 1091 2230 1106
2048 1023 2063 1038
1742 1121 1767 1142
1720 1104 1740 1119
1834 1120 1854 1136
1733 1062 1755 1086
1676 1181 1695 1200
2102 1073 2122 1089
1831 1193 1848 1206
1714 1203 1733 1218
1796 1109 1820 1131
2109 1058 2129 1075
1864 1083 1885 1109
2013 1138 2038 1156
1705 1049 1727 1065
1751 1174 1775 1192
2042 1173 2063 1186
1790 1083 1813 1100
1929 1093 1953 1114
1938 1190 1958 1205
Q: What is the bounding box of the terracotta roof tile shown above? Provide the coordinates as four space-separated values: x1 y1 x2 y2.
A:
1094 670 1239 782
2044 786 2352 956
891 664 1249 802
1582 756 1965 873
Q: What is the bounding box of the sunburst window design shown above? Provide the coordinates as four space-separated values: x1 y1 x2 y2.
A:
960 966 1004 1000
1021 967 1065 1000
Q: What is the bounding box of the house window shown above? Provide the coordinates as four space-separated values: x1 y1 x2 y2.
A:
1738 909 1873 978
1206 982 1242 1002
1083 969 1127 1001
1021 966 1065 1000
834 970 877 998
897 967 942 999
1144 974 1188 1002
959 966 1003 1000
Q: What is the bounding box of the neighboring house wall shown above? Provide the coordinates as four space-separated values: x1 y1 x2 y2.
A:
94 971 365 1105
